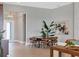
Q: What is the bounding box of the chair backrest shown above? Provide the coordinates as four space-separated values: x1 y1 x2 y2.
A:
30 37 36 40
49 36 58 44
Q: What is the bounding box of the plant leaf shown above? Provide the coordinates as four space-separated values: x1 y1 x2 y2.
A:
41 30 46 37
50 21 54 27
43 20 49 30
48 29 51 32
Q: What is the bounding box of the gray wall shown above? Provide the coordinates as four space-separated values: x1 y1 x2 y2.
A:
0 4 3 30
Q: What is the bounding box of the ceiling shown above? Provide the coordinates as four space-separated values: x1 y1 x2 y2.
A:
4 2 72 9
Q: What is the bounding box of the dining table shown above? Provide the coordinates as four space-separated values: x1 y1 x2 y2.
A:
35 36 58 48
50 45 79 57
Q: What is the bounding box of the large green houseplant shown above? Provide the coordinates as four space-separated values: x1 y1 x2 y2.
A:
0 30 5 57
41 20 69 38
41 20 57 38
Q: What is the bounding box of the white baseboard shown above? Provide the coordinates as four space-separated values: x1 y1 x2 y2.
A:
14 40 25 44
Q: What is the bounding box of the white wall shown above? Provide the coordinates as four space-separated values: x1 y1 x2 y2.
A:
13 13 24 42
3 4 26 42
26 4 74 42
50 4 74 42
4 3 74 43
26 7 53 38
74 2 79 40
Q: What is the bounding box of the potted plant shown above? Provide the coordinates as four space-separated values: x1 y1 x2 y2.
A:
0 30 5 57
65 39 75 47
41 20 57 38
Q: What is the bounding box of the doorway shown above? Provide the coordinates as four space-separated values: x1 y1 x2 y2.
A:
6 20 14 42
6 22 11 40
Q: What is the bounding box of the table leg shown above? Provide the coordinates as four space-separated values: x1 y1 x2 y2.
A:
38 41 40 48
59 51 62 57
71 55 75 57
50 47 53 57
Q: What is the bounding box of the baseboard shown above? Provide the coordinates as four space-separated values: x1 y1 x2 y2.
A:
14 40 24 44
